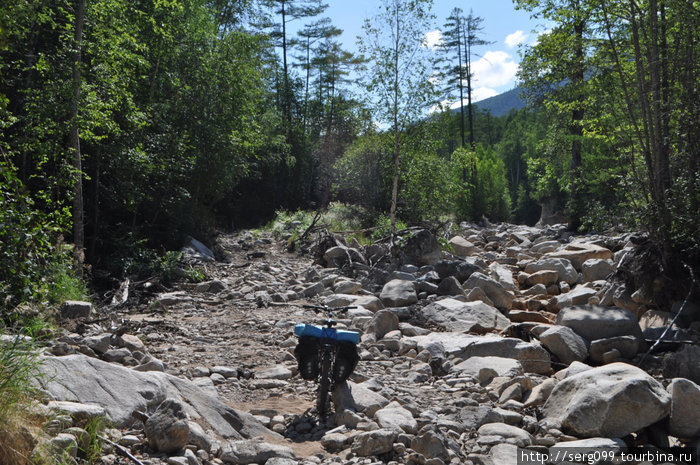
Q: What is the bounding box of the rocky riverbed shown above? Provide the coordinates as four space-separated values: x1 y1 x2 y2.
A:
20 223 700 465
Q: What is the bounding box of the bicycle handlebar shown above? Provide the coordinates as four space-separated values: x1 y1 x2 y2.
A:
302 304 357 312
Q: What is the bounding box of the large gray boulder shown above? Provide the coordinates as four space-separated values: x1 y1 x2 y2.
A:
476 423 534 448
219 439 295 464
37 354 273 440
546 243 613 270
418 298 510 333
553 286 597 309
463 272 515 311
449 236 475 257
539 326 589 365
373 401 418 434
524 258 578 285
450 356 523 384
332 381 389 416
667 378 700 438
400 229 442 266
434 260 480 283
542 363 671 438
582 259 615 282
555 305 643 341
351 429 397 456
407 333 551 374
379 279 418 307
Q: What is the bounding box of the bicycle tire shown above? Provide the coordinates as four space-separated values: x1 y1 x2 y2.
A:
317 349 332 417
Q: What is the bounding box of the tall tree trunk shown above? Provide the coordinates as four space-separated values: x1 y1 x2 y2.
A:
456 16 465 148
568 4 585 231
464 25 475 149
303 34 311 136
390 4 401 234
281 0 291 131
69 0 86 271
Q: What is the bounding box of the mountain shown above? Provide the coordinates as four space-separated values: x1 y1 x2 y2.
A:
453 87 526 118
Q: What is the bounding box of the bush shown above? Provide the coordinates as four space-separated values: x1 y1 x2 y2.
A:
450 145 511 222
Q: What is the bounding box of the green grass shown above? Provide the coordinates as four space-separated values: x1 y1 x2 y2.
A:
46 261 90 305
0 320 46 465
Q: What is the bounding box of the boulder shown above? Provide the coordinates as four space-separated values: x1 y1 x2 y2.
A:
350 429 396 456
379 279 418 307
407 333 551 374
476 423 534 447
145 398 189 453
373 401 418 434
553 286 597 309
667 378 700 438
436 276 466 297
542 362 671 437
334 280 362 294
368 310 400 340
555 305 643 341
449 236 475 257
523 378 558 408
400 229 442 266
582 259 615 282
662 344 700 384
60 301 92 319
450 356 523 384
410 429 451 460
525 270 559 288
219 439 295 464
546 243 613 270
589 336 639 363
463 272 515 311
539 326 589 365
524 258 578 285
37 355 273 440
418 298 510 333
332 381 389 416
489 263 516 291
434 260 480 283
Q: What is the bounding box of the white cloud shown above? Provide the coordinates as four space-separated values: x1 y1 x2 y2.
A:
471 51 518 88
422 29 444 49
472 87 499 102
505 30 528 48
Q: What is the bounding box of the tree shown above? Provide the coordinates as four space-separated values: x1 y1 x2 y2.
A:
263 0 327 130
69 0 86 270
516 0 593 230
358 0 437 232
292 17 341 135
441 8 492 148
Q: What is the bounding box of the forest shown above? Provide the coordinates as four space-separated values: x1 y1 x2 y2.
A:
1 0 698 314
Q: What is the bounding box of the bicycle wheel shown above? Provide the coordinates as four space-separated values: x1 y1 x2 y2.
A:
317 349 332 417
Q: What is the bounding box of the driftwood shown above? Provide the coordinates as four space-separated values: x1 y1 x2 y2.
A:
98 436 144 465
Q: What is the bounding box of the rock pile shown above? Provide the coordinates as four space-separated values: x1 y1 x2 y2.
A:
22 223 699 465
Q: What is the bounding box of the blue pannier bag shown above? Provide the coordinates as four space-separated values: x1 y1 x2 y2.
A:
294 324 359 344
293 324 360 383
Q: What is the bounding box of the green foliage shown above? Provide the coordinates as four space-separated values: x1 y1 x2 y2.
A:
332 131 392 212
46 259 90 306
371 214 408 241
80 415 106 464
0 324 43 423
450 145 511 222
0 160 87 313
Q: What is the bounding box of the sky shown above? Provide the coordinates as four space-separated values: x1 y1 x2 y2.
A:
288 0 547 106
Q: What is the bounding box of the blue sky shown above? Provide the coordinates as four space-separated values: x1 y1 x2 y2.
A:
288 0 547 104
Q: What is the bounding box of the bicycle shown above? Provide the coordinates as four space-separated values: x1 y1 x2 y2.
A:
293 304 360 417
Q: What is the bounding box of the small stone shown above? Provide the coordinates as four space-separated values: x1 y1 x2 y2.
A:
145 398 189 453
